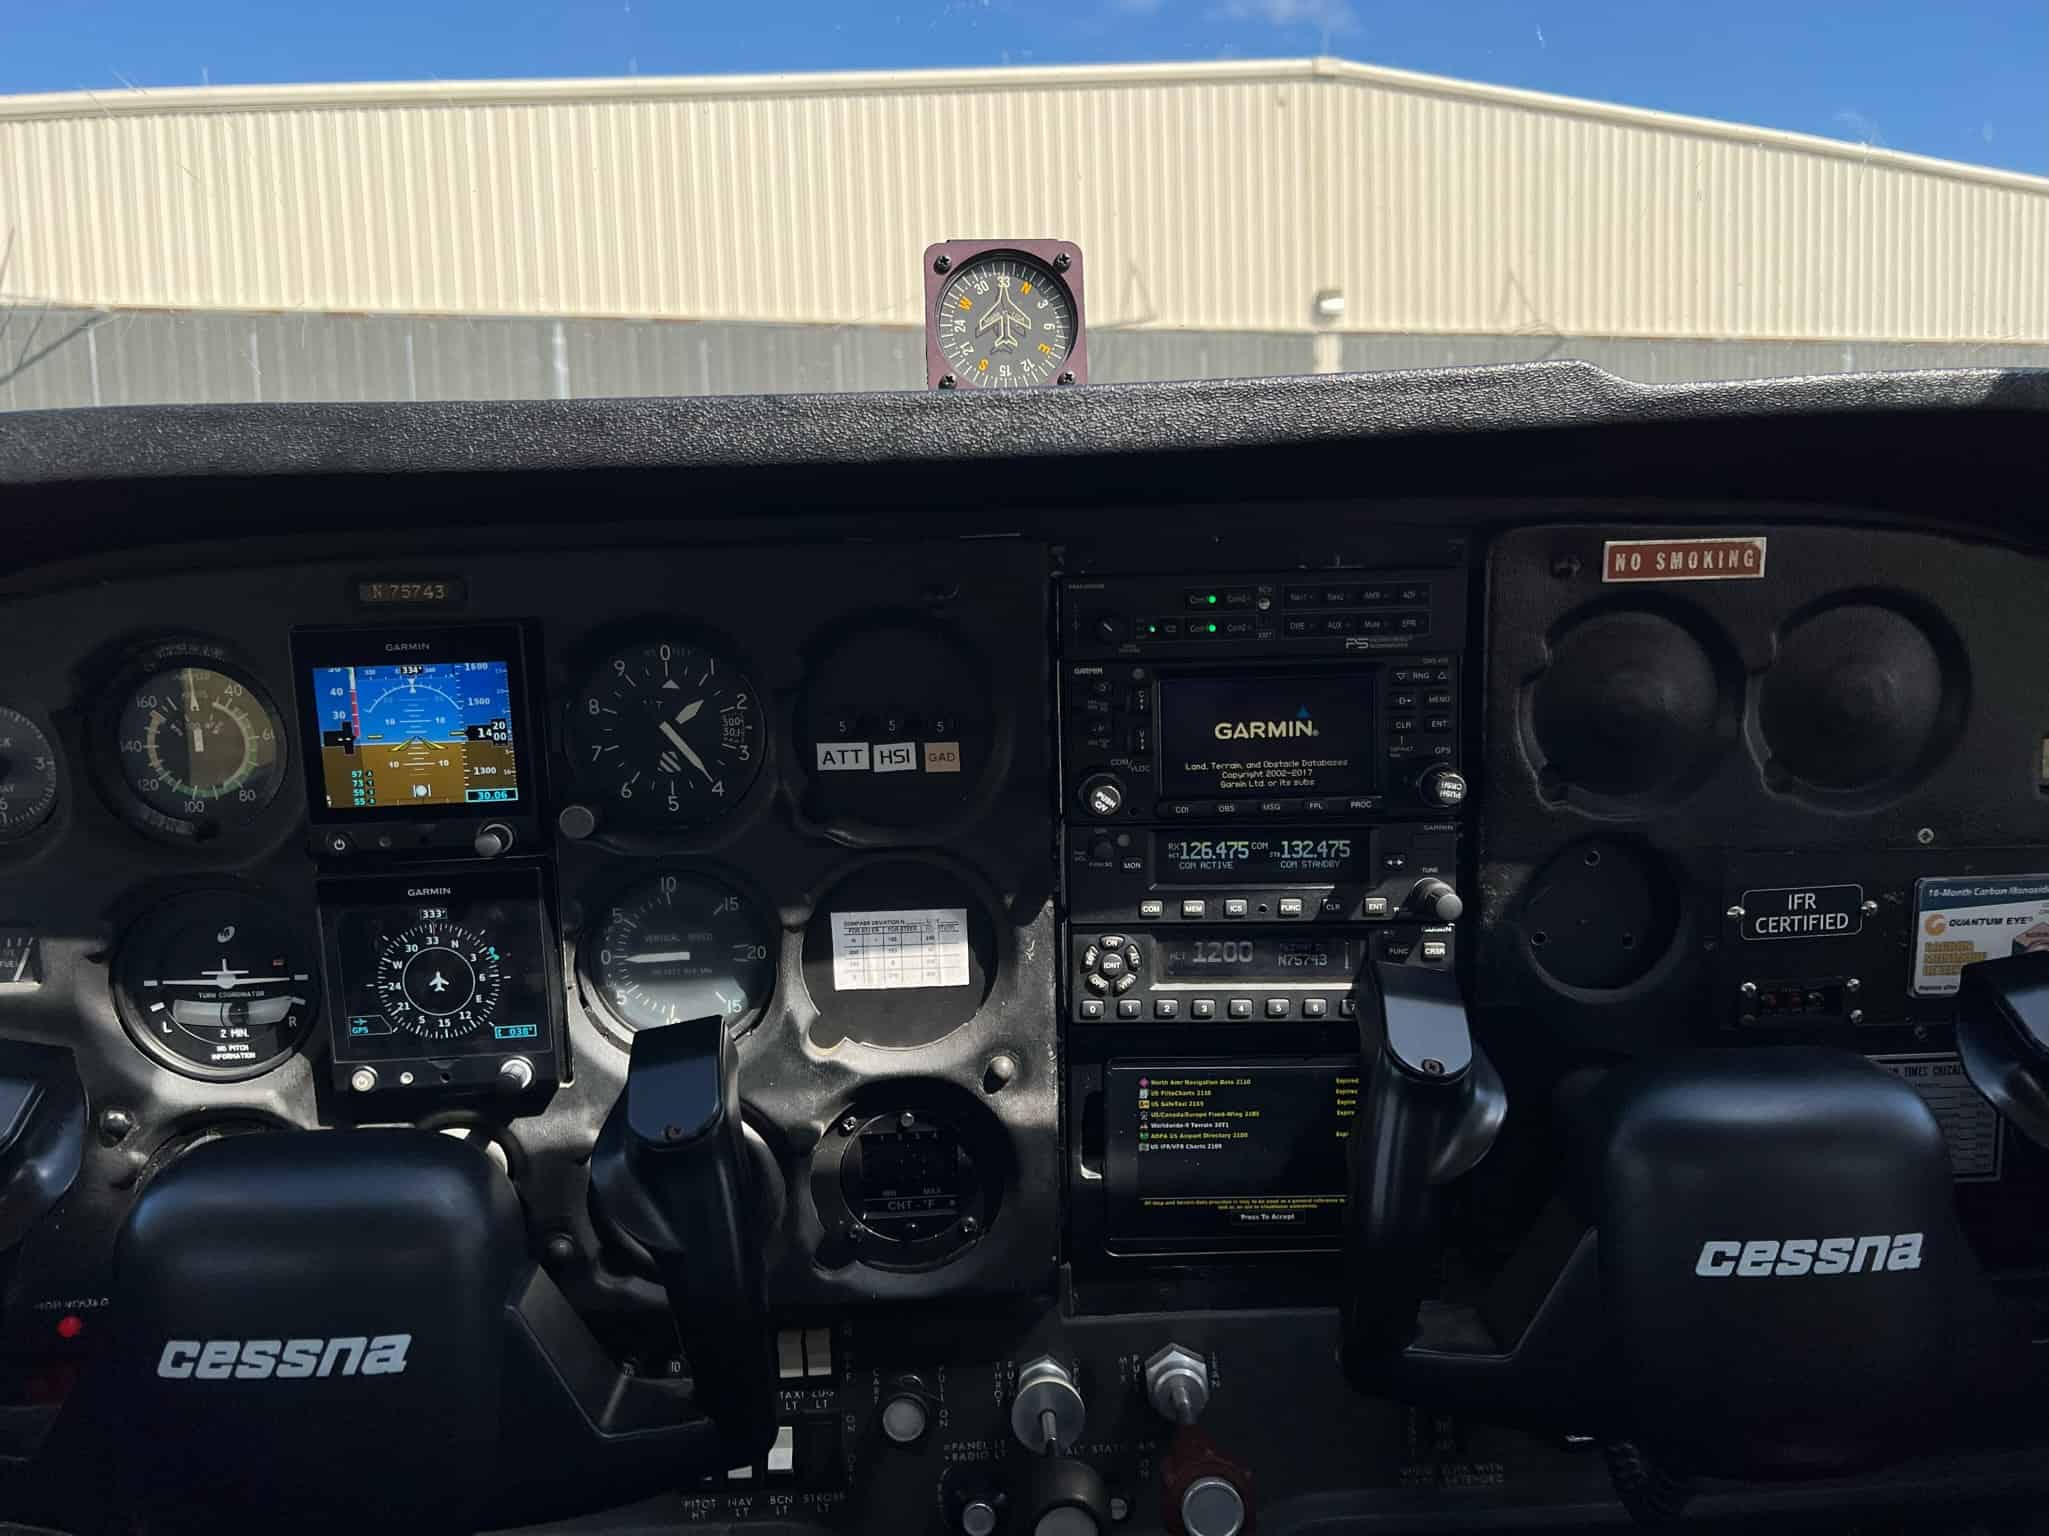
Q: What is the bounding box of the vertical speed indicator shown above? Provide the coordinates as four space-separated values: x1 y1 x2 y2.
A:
583 872 776 1041
569 640 764 829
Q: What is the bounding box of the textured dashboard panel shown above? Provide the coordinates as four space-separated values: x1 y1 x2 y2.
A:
0 363 2045 487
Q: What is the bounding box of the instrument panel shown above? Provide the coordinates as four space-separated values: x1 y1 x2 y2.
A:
3 361 2049 1533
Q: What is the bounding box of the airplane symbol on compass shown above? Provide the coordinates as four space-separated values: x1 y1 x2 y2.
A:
976 273 1033 351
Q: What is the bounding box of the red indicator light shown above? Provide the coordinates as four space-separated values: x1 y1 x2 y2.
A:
55 1315 83 1341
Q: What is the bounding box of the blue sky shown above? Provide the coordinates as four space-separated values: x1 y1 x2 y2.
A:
6 0 2043 176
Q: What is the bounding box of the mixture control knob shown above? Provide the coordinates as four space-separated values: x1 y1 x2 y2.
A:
1160 1427 1254 1536
1407 877 1464 923
1419 765 1468 808
881 1373 935 1445
1079 775 1125 820
1144 1342 1211 1425
473 821 515 858
1180 1476 1247 1536
1011 1355 1086 1454
1022 1456 1111 1536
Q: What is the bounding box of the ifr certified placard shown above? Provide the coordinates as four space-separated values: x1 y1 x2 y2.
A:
830 909 971 991
1911 875 2049 996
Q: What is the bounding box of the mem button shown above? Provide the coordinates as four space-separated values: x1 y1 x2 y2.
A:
1227 998 1254 1020
1181 899 1207 919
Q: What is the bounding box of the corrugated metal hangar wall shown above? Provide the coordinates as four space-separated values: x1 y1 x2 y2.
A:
3 58 2046 408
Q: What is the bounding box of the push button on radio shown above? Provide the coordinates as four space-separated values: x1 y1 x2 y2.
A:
1227 999 1254 1020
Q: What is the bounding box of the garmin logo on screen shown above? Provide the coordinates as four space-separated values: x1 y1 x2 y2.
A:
382 641 435 652
1213 705 1319 741
156 1334 412 1380
1693 1234 1923 1277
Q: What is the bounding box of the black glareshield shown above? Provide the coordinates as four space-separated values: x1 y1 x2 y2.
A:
589 1015 778 1465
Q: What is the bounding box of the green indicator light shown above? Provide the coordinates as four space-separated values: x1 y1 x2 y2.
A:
1206 623 1218 634
1206 593 1218 605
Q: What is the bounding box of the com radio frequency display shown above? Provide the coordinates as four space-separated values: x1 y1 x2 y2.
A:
293 622 542 861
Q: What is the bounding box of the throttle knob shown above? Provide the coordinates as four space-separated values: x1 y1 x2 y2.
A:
1011 1355 1086 1453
